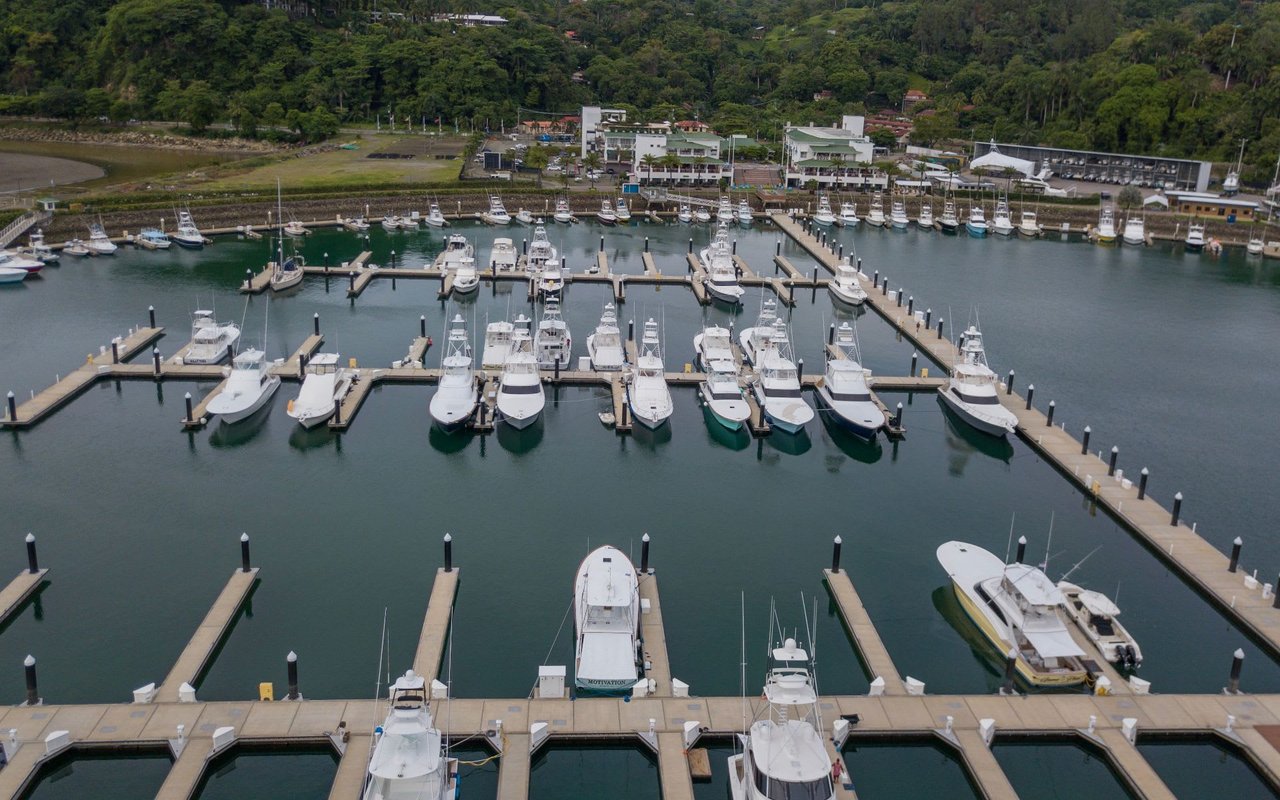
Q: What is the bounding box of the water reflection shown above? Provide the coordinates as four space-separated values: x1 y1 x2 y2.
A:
699 404 750 451
287 422 336 452
931 585 1004 690
428 424 474 454
496 417 544 453
630 420 673 449
765 427 812 456
939 398 1014 470
818 410 883 464
207 402 274 448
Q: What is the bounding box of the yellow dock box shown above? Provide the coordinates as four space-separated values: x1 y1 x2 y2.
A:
259 682 275 702
684 363 692 374
921 368 928 378
349 357 358 369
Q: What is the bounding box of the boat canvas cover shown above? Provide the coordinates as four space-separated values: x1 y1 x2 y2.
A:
578 632 637 681
1022 628 1085 659
1076 589 1122 617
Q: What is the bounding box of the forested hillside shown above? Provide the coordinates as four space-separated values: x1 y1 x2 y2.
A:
1 0 1277 181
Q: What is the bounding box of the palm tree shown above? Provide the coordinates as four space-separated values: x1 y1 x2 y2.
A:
584 152 602 189
661 153 681 185
640 153 659 185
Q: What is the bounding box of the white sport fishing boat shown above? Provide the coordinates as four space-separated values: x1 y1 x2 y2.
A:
1017 210 1042 238
535 297 573 370
1248 234 1265 256
727 632 838 800
693 324 735 370
889 198 909 228
1095 206 1117 243
629 318 673 428
496 316 543 428
1184 221 1206 251
489 237 518 272
1057 581 1143 670
717 196 736 225
283 218 310 237
86 222 117 255
526 226 557 274
837 201 859 227
865 193 887 227
0 267 25 284
381 214 403 231
361 669 457 800
917 203 934 229
433 234 474 270
700 225 744 304
481 319 515 370
481 195 511 225
538 258 565 298
429 315 479 432
23 230 58 263
1122 216 1146 246
425 202 447 228
287 353 352 429
206 349 280 424
172 211 204 248
938 199 960 233
615 198 632 222
587 304 625 371
449 256 480 294
937 540 1088 687
965 205 989 237
693 206 712 224
827 259 867 307
135 228 171 250
62 240 92 257
677 204 693 224
699 359 749 432
812 195 836 227
737 200 754 225
574 546 641 693
184 310 240 365
938 325 1018 437
515 208 535 225
817 322 882 440
741 305 813 434
553 197 574 224
596 199 618 225
991 198 1015 236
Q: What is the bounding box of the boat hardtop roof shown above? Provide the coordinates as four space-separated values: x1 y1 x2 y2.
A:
392 669 425 694
1002 562 1067 607
577 632 638 681
232 348 266 368
599 304 618 326
771 637 809 663
194 310 215 319
1066 585 1122 617
579 546 637 607
309 352 341 367
705 359 738 378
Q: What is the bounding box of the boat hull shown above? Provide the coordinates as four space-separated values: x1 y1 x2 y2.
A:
816 389 879 440
827 285 866 307
707 284 744 305
289 405 334 429
172 236 204 249
937 389 1015 437
430 396 477 432
948 580 1085 687
966 223 988 238
210 378 280 424
271 271 304 292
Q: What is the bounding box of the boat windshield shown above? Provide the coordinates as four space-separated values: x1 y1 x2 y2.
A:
594 332 620 347
501 382 540 394
828 390 872 402
951 387 1000 405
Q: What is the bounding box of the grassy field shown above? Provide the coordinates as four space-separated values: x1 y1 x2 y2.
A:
192 133 465 191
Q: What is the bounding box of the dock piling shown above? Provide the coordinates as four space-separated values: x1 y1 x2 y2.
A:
839 244 844 260
1138 468 1149 500
872 270 879 285
1000 648 1017 695
797 358 804 383
1273 573 1280 608
298 353 307 379
148 305 156 328
811 269 818 302
1006 370 1015 394
641 533 650 574
1228 648 1244 694
1108 446 1119 476
1046 401 1055 426
925 309 932 328
895 402 904 428
733 240 738 255
907 296 914 315
225 344 234 363
1082 426 1092 455
1171 492 1183 526
244 269 252 289
1025 384 1034 410
240 533 251 573
111 341 119 364
6 391 13 422
1015 536 1026 563
1229 537 1242 573
443 533 453 573
152 348 161 377
937 318 944 339
286 651 299 700
831 535 842 573
419 315 426 338
910 352 918 377
600 236 605 253
313 313 320 336
184 392 193 424
24 533 37 574
644 237 649 253
348 272 355 293
829 324 836 345
688 238 693 254
23 655 38 706
776 239 781 256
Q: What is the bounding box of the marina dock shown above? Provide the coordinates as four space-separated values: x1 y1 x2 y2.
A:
823 568 905 695
157 568 259 702
412 567 460 684
0 569 47 628
637 573 673 696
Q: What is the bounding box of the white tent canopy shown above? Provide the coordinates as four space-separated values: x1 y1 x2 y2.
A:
970 146 1035 178
1142 193 1169 208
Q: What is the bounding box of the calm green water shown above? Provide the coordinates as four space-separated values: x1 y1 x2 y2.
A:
994 740 1134 800
1138 737 1280 799
23 752 171 800
842 739 980 799
194 749 336 800
1 219 1278 796
529 743 657 800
